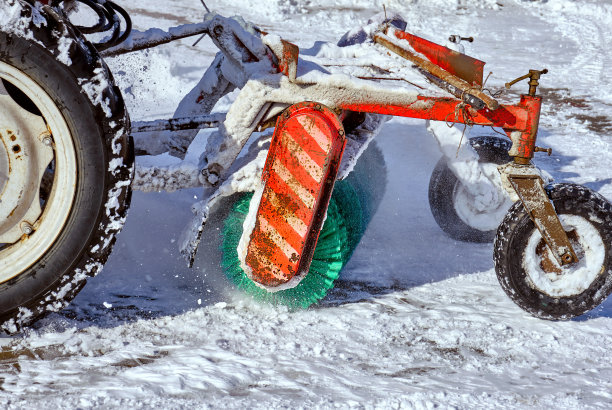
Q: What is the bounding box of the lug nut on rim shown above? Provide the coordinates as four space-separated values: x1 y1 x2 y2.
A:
20 222 34 235
40 132 53 147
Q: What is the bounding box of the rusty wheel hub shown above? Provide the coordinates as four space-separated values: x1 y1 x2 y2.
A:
535 229 582 275
0 131 8 194
0 61 77 283
0 80 53 245
525 215 604 297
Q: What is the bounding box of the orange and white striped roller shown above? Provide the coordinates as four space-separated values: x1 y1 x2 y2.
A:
245 102 346 289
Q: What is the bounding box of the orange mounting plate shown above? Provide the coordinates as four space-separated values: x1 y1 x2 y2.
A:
244 102 346 289
392 29 485 87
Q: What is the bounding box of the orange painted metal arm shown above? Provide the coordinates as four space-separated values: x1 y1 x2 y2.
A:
338 96 529 131
391 29 485 87
339 94 543 161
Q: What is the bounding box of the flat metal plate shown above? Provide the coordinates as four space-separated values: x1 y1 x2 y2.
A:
509 175 577 265
245 102 345 287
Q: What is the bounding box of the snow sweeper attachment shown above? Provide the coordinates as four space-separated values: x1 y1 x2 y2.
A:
240 102 346 291
2 1 612 331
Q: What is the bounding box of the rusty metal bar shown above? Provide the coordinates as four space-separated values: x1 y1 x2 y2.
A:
131 113 225 133
101 23 209 57
338 96 528 131
511 95 542 162
373 30 499 110
395 30 484 86
509 175 578 266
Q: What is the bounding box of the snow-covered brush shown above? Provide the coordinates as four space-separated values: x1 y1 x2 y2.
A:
1 0 611 332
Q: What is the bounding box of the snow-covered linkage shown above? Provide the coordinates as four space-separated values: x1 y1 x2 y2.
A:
1 1 611 330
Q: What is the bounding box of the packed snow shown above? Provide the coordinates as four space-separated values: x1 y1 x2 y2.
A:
523 214 606 297
2 0 612 408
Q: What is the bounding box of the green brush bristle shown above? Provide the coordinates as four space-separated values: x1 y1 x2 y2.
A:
221 183 361 309
329 180 365 262
220 143 387 309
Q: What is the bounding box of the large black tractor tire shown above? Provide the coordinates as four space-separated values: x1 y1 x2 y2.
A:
0 1 133 333
428 135 512 243
494 184 612 320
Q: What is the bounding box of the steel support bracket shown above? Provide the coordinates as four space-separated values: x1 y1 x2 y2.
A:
278 40 299 82
508 174 578 266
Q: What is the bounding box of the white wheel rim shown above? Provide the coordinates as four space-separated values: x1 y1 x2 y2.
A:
453 162 513 232
522 214 606 297
0 61 77 283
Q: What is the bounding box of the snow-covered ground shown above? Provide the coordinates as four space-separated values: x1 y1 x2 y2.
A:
2 0 612 408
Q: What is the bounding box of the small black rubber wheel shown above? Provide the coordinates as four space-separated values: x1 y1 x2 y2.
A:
428 135 512 242
0 2 133 333
494 183 612 320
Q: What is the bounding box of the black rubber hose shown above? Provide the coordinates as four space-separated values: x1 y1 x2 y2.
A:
60 0 133 51
107 1 132 47
92 1 122 51
73 0 112 34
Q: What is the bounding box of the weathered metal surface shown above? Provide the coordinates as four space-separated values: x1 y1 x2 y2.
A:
505 69 548 97
510 95 542 161
245 102 345 288
338 91 543 164
392 29 485 86
131 113 225 134
508 175 578 266
448 35 474 44
278 40 299 82
101 23 210 57
373 29 498 110
0 81 53 244
416 68 486 110
338 96 527 129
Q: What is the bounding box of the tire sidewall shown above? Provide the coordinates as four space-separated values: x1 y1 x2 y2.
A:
0 2 133 331
495 183 612 319
428 135 511 242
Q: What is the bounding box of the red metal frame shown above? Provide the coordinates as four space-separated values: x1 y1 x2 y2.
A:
391 29 485 87
249 24 548 289
271 31 543 163
338 95 542 161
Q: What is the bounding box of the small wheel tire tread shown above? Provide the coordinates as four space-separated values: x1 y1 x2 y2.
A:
428 135 511 243
494 183 612 320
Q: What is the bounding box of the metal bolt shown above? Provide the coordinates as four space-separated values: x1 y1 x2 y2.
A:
42 136 53 146
448 35 474 44
535 146 552 156
207 172 219 185
20 222 34 235
561 252 574 264
213 25 223 37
